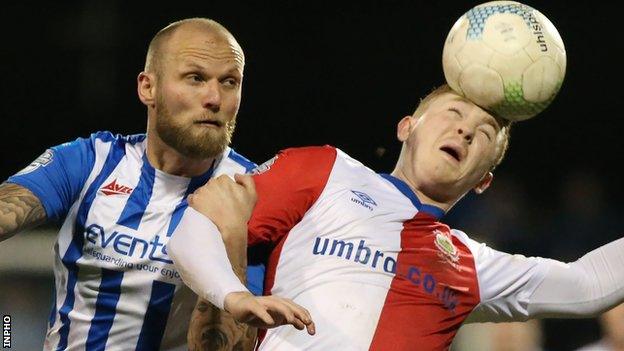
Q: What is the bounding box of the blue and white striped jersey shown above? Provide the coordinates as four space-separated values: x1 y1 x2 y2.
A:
8 131 263 351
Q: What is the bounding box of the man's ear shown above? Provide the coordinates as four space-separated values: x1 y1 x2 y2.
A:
137 71 157 107
474 172 494 194
397 115 414 142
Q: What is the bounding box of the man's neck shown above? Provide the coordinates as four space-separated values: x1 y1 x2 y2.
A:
145 133 215 178
390 168 456 213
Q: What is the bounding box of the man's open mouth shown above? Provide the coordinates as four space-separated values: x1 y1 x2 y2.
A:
440 146 461 162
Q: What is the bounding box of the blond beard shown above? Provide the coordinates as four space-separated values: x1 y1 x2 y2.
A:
154 96 236 160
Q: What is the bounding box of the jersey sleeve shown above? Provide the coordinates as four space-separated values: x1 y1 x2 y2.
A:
455 230 553 323
462 229 624 323
168 208 249 309
6 134 99 222
248 146 337 246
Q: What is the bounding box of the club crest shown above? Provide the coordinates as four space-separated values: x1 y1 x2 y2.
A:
434 229 459 265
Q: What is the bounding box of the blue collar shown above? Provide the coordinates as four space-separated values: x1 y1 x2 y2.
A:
379 173 445 220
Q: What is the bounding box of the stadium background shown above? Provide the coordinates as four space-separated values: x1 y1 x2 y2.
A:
1 1 622 349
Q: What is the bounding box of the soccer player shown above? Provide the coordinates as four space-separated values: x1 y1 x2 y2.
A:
0 18 313 350
170 84 624 350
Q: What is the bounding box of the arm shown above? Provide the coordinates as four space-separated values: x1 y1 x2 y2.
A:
186 210 257 351
465 233 624 323
2 134 101 242
0 182 46 242
189 298 257 351
168 175 315 342
527 237 624 318
177 146 337 349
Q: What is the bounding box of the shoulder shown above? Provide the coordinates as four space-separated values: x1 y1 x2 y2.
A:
78 131 146 144
450 228 477 247
449 228 489 261
267 146 381 186
225 147 256 173
53 131 146 154
278 145 338 159
251 145 338 175
212 147 257 176
269 145 369 169
88 131 146 147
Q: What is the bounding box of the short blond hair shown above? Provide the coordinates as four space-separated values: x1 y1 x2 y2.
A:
413 84 513 170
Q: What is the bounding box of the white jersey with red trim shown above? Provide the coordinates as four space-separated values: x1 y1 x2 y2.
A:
248 146 552 351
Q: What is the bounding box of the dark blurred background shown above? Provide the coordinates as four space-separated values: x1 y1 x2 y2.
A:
1 1 622 350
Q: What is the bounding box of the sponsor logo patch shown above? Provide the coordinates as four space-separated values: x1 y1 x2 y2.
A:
350 190 377 211
312 236 459 311
15 149 54 175
100 179 134 196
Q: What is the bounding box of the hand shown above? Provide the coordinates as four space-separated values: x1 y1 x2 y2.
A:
224 291 316 336
188 174 257 237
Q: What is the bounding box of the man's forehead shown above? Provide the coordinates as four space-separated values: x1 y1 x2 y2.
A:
436 92 473 107
434 92 502 128
165 25 244 60
174 45 244 64
169 31 236 52
178 57 244 76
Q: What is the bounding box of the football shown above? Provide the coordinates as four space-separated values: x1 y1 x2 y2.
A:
442 1 566 121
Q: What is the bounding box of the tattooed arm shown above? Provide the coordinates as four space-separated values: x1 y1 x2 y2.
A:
185 174 257 350
189 229 256 351
187 214 257 351
188 298 257 351
0 182 47 242
179 176 315 349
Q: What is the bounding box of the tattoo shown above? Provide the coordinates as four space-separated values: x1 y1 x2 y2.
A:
188 298 256 351
189 231 252 350
240 324 257 351
0 183 46 241
201 329 229 350
196 301 210 313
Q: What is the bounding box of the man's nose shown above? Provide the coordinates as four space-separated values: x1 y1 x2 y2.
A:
202 79 221 110
457 126 473 143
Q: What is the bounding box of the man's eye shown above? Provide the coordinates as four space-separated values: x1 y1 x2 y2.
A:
480 130 492 141
448 108 462 117
222 78 238 87
187 74 203 82
479 126 496 141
